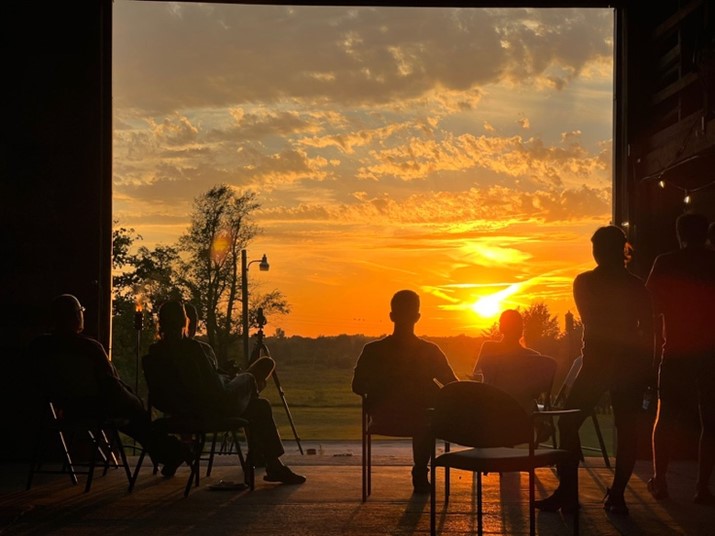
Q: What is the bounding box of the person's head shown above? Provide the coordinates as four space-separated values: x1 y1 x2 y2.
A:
591 225 630 267
498 309 524 342
184 302 198 338
158 300 188 339
676 212 708 248
389 290 421 328
50 293 84 333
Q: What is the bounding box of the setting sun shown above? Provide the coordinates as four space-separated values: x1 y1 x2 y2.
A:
472 296 502 318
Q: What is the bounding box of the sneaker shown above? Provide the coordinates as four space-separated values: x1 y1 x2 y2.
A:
647 478 669 500
264 465 306 485
603 488 629 515
693 488 715 505
247 357 276 383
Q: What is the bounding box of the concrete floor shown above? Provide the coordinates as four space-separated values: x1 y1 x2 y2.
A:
1 440 713 535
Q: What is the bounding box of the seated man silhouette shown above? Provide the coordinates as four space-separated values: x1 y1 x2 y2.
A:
143 300 304 485
473 310 539 375
28 293 188 476
473 309 553 440
352 290 459 493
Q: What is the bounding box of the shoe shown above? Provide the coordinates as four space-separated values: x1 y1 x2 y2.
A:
693 488 715 505
247 357 275 383
412 467 431 494
534 490 579 513
647 478 669 500
603 488 629 515
160 442 194 478
264 465 306 485
161 461 180 478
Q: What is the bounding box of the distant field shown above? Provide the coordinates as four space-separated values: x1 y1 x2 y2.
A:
262 361 617 456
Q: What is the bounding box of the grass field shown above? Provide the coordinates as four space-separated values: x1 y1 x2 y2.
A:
263 361 618 456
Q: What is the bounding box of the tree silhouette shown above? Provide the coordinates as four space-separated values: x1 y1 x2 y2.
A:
177 185 288 365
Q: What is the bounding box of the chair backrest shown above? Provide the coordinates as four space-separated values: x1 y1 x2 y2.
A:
487 354 557 411
554 355 583 407
432 381 531 448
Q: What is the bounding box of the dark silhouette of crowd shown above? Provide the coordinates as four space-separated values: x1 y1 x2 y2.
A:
352 212 715 512
26 211 714 511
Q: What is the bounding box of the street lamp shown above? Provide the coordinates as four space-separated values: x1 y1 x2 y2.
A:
241 249 269 366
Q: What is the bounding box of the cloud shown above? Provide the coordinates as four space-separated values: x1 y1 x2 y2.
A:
257 183 610 227
113 4 613 113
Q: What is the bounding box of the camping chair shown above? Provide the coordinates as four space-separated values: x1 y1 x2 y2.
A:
361 394 448 502
27 399 132 493
553 356 611 468
429 381 579 536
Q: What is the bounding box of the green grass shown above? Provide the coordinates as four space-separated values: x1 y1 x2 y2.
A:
261 361 618 456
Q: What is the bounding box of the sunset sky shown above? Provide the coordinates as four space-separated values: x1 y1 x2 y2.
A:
112 2 614 338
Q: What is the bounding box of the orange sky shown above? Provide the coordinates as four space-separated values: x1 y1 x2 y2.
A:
112 3 614 337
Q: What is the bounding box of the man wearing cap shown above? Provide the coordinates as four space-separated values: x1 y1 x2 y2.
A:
28 293 188 476
536 226 654 515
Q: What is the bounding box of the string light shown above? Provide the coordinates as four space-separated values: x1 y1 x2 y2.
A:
684 191 691 204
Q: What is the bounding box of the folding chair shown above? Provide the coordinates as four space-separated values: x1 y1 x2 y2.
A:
27 400 132 493
553 356 611 467
429 381 580 536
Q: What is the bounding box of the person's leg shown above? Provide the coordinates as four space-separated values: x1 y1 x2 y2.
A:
242 397 285 461
695 358 715 502
411 427 431 493
604 381 642 513
536 366 604 510
650 359 687 498
241 397 305 484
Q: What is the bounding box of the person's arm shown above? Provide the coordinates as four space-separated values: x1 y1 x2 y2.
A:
638 285 658 387
433 345 459 386
472 341 496 381
572 273 592 326
351 345 372 396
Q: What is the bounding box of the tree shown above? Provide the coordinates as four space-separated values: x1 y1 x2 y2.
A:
522 302 561 356
481 321 501 341
177 185 289 365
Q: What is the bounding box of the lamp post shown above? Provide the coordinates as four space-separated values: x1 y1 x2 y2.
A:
241 249 269 366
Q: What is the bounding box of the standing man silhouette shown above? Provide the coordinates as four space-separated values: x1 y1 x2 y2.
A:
535 226 653 515
352 290 458 494
646 212 715 504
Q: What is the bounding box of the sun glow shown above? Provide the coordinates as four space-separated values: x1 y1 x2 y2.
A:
472 295 502 317
470 283 522 319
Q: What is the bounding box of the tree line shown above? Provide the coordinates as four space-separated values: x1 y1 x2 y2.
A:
110 184 584 400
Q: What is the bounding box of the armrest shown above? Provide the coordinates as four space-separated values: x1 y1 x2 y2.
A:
532 409 580 417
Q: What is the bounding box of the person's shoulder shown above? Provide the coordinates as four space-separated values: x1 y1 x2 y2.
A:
574 269 595 283
361 335 390 351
